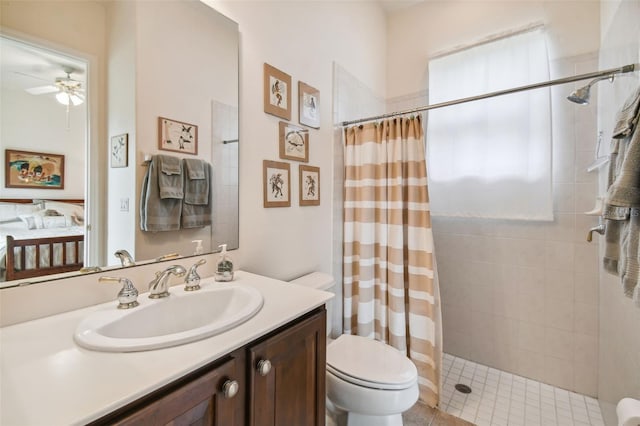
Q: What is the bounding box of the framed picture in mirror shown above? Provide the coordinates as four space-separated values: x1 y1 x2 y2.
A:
110 133 128 168
263 160 290 208
158 117 198 155
279 121 308 162
299 165 320 206
264 63 291 120
298 82 320 128
5 149 65 189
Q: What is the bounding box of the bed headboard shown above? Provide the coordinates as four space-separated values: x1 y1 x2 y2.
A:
0 199 84 204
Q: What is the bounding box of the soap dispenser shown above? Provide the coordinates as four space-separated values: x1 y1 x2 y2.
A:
215 244 234 282
192 239 204 255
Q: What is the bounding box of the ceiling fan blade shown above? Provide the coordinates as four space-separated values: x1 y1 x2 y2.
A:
25 85 59 95
12 70 51 83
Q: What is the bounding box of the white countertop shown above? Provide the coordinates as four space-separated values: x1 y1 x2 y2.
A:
0 271 333 425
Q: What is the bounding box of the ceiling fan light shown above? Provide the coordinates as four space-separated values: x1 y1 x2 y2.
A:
69 93 84 106
55 91 70 105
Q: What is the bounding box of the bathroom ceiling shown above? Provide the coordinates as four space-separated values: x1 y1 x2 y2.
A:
377 0 425 13
0 37 85 92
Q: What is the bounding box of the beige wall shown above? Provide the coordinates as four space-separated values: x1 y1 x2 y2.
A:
209 1 387 280
0 0 388 326
1 87 86 199
106 0 137 264
386 1 602 395
386 0 600 99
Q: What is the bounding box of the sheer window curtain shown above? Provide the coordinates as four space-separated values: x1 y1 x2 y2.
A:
427 28 553 220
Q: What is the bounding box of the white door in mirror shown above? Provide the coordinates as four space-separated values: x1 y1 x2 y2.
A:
74 283 263 352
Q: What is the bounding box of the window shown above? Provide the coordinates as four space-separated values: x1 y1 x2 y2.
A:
427 28 552 220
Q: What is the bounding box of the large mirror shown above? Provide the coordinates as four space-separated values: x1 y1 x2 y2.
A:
0 0 239 287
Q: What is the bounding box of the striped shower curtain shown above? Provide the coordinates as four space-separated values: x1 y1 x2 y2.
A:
343 116 441 407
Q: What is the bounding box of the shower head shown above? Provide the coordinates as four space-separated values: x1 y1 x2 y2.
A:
567 85 591 104
567 75 615 105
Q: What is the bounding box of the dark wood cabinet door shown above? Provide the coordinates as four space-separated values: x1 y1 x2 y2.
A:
248 308 326 426
106 354 245 426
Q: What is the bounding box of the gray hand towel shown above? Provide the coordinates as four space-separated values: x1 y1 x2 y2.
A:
140 156 182 232
612 86 640 138
182 162 212 229
157 155 184 199
606 86 640 207
183 159 209 205
620 209 640 298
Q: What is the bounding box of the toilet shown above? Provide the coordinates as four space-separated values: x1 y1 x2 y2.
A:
290 272 419 426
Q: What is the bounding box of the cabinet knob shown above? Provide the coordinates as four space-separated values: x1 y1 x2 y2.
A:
257 359 272 376
222 379 239 399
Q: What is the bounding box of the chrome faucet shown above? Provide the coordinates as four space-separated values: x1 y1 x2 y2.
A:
587 217 606 242
149 265 186 299
587 223 606 242
114 249 136 267
184 259 207 291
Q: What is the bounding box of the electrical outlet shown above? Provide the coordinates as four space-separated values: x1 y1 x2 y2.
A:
120 198 129 212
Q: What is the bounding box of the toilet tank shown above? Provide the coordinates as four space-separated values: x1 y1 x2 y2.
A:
289 272 335 338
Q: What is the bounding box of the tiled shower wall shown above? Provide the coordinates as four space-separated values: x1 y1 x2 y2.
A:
211 100 239 251
332 54 602 396
435 53 601 396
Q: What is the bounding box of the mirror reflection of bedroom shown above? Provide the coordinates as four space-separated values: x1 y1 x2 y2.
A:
0 35 89 282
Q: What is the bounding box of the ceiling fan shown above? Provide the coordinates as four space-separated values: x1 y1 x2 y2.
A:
24 66 85 106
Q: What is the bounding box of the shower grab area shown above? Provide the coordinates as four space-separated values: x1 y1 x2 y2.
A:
334 34 638 424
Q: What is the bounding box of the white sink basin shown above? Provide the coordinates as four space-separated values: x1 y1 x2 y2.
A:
74 283 263 352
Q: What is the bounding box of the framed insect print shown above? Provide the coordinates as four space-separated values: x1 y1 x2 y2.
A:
263 63 292 120
298 81 320 128
299 165 320 206
110 133 128 168
158 117 198 155
263 160 290 208
279 121 309 162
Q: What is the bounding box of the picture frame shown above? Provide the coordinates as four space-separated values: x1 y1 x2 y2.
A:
263 160 291 208
158 116 198 155
5 149 65 189
299 165 320 206
263 63 292 120
279 121 309 162
298 81 320 128
110 133 128 168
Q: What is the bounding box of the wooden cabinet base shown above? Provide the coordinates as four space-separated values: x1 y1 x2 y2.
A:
91 307 326 426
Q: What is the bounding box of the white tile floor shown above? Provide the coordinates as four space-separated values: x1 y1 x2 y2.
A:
440 354 606 426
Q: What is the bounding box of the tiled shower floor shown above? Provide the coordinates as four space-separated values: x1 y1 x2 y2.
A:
439 354 606 426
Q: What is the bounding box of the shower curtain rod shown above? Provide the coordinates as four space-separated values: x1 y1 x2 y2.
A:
341 63 640 127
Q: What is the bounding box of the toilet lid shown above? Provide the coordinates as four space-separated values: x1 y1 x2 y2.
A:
326 334 418 390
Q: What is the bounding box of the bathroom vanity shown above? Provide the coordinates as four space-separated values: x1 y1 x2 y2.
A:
0 271 332 425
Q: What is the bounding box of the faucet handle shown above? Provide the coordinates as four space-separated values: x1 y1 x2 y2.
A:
185 259 207 292
99 276 139 309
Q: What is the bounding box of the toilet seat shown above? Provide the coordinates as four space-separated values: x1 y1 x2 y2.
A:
326 334 417 391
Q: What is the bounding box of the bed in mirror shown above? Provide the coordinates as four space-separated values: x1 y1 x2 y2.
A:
0 0 239 288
